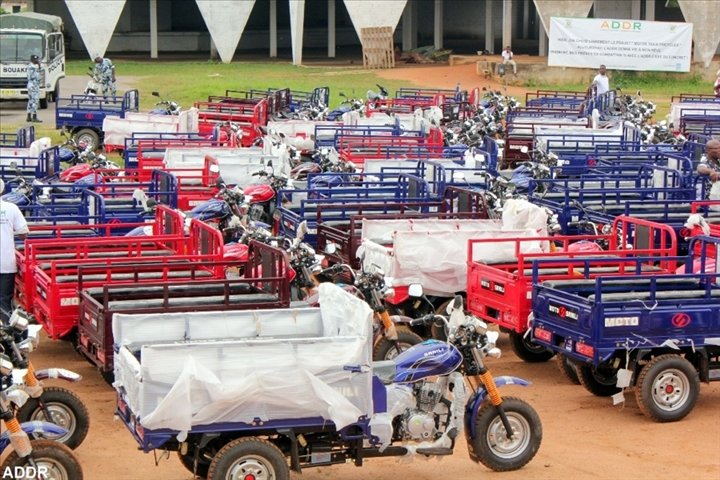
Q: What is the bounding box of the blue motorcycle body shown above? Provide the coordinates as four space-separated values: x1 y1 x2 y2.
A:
1 190 30 206
510 164 533 191
326 106 352 121
58 147 76 163
0 421 69 451
188 198 231 222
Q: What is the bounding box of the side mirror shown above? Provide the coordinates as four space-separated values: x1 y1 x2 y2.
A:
297 220 308 240
520 146 529 154
209 164 220 173
215 177 225 188
408 284 423 297
451 295 463 312
324 242 337 254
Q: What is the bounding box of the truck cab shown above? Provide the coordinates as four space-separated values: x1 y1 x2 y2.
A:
0 12 65 109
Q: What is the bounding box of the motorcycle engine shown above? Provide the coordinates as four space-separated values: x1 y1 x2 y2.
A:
399 382 443 441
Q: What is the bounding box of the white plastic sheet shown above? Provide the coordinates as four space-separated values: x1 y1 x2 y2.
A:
358 207 548 294
113 283 373 435
163 147 287 185
102 108 199 148
361 218 502 245
669 102 720 127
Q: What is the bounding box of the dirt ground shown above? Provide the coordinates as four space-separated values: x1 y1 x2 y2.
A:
29 330 720 480
6 62 720 480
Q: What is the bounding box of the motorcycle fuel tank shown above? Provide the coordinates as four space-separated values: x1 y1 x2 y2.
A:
60 163 93 182
392 340 463 383
244 183 275 203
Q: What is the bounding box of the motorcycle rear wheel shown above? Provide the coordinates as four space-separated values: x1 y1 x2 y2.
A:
470 397 542 472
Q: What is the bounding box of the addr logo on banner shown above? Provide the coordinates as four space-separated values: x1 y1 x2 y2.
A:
600 20 641 31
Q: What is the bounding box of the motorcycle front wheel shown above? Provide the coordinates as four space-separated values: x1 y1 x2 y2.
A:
17 386 90 449
470 396 542 472
0 440 83 480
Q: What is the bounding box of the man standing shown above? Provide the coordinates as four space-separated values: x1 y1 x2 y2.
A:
94 54 117 98
26 54 42 123
592 65 610 96
0 179 29 322
697 139 720 181
500 46 517 75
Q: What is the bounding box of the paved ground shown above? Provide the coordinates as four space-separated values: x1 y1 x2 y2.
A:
0 75 138 126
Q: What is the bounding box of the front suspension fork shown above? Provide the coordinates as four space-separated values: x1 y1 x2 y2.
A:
470 353 514 439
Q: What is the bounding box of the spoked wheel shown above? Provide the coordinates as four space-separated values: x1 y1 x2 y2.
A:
576 364 621 397
208 437 289 480
556 353 581 385
470 397 543 471
635 354 700 422
0 440 83 479
16 386 90 449
509 331 554 363
372 326 423 361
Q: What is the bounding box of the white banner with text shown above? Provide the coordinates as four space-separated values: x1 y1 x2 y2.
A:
548 17 693 72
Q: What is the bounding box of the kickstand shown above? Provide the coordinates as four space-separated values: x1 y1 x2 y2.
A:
153 449 171 466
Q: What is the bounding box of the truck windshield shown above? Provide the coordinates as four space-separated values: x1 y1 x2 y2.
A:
0 33 44 63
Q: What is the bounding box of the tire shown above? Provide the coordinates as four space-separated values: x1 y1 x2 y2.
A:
178 450 211 479
16 386 90 449
0 439 84 480
51 81 61 102
39 95 49 109
556 354 581 385
509 331 554 363
576 364 621 397
372 326 423 361
74 128 100 150
207 437 289 480
470 397 542 472
635 354 700 422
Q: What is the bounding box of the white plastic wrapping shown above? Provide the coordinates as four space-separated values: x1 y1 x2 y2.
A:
361 218 502 245
669 102 720 126
163 147 287 185
102 108 199 148
358 208 547 294
113 283 373 435
267 120 340 140
534 125 623 152
360 229 544 295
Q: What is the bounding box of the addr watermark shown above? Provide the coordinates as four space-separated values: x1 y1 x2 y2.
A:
2 466 50 479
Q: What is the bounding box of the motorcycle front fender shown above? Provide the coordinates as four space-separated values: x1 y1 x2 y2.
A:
464 375 531 440
0 421 69 451
34 368 82 383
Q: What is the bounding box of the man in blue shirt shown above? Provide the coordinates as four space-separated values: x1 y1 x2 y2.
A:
26 54 42 123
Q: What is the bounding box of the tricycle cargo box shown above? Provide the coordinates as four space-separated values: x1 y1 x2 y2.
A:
113 283 373 433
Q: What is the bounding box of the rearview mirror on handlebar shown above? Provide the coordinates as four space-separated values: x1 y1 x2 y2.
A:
408 284 423 297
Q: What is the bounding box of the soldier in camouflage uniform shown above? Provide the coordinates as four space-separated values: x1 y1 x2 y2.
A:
93 54 117 98
26 54 42 123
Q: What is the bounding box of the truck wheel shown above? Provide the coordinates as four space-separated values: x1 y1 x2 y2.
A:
39 95 49 109
470 397 542 472
373 326 423 361
556 353 580 385
17 386 90 450
207 437 289 480
51 81 61 102
509 331 554 363
635 354 699 422
178 450 211 478
74 128 100 150
576 364 620 397
0 440 83 480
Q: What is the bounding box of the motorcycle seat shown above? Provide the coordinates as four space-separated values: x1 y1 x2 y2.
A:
372 360 397 384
